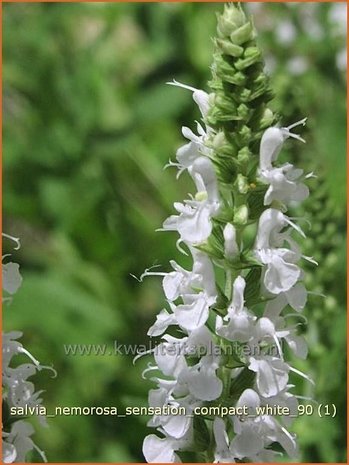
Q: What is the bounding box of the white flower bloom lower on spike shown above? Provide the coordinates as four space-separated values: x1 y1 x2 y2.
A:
258 119 310 206
223 223 239 260
259 119 307 171
162 158 220 246
254 208 307 294
143 434 185 463
216 276 255 342
248 356 290 397
260 163 309 206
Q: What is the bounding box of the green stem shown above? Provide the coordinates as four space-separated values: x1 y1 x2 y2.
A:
225 268 233 300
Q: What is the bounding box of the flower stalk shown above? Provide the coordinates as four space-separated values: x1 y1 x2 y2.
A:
142 3 314 463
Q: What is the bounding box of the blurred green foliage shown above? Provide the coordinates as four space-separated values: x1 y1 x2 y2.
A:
3 2 346 463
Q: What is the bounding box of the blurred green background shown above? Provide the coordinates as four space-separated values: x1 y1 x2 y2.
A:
3 2 346 463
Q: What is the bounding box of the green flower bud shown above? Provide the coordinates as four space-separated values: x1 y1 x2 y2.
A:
214 93 237 114
230 21 254 46
260 108 275 128
237 103 249 120
234 204 249 225
216 39 244 58
236 174 249 194
235 47 262 71
238 125 252 145
216 4 246 38
237 146 251 166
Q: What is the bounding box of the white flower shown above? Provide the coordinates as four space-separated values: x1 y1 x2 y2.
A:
259 119 307 172
147 308 177 337
258 248 301 294
258 118 309 205
223 223 239 260
162 249 217 303
255 208 305 294
162 155 220 245
162 199 211 244
3 421 46 463
248 356 289 397
143 434 182 463
180 353 223 401
171 124 209 177
260 388 299 428
216 276 255 342
230 389 265 458
147 387 192 439
174 292 212 331
260 163 309 205
147 250 217 335
2 440 17 464
162 81 220 245
154 335 187 377
213 418 235 463
191 156 219 204
166 81 212 177
231 389 298 459
264 282 307 319
253 316 308 360
2 262 23 295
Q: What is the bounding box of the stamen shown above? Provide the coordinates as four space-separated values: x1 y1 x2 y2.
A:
285 217 306 238
307 290 326 298
17 347 40 366
2 233 21 250
33 444 47 463
281 118 307 143
142 363 158 379
286 117 307 130
167 79 198 93
176 239 189 256
305 171 317 179
295 395 319 404
289 366 315 386
284 313 308 325
273 334 284 360
163 159 180 170
133 348 155 365
302 255 318 266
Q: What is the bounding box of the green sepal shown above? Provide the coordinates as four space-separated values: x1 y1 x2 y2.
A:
236 174 249 194
247 185 268 220
240 250 262 268
195 226 224 260
237 146 252 169
244 267 262 307
213 282 229 313
193 411 215 448
230 21 254 46
214 93 237 114
235 47 262 71
229 367 256 402
233 204 249 225
216 38 244 58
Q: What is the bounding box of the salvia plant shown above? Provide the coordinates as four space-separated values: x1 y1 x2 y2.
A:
140 3 316 463
2 234 55 463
